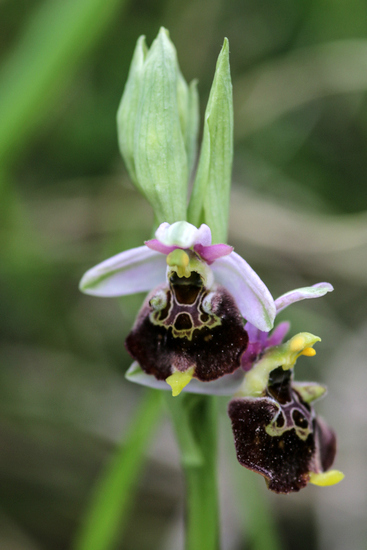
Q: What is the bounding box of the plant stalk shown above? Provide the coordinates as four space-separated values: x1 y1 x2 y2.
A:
167 393 220 550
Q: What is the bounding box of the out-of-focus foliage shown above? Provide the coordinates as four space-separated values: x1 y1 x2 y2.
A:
0 0 366 549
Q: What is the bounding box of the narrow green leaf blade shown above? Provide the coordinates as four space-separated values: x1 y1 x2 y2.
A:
72 390 162 550
188 38 233 243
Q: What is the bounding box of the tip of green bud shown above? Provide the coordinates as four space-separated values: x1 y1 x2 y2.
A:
117 28 194 224
158 26 170 39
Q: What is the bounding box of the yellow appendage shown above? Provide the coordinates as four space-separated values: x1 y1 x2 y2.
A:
302 347 316 357
166 249 191 278
166 367 194 396
309 470 345 487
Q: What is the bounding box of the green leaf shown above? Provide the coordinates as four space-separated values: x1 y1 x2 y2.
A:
188 38 233 243
72 390 162 550
177 74 200 178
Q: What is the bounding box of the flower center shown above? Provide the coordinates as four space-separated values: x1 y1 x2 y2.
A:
165 248 214 291
166 249 191 278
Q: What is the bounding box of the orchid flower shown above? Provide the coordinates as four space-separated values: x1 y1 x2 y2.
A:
80 220 275 394
80 221 334 398
229 332 344 493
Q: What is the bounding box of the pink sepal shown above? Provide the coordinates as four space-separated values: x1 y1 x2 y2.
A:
194 243 233 265
145 239 177 255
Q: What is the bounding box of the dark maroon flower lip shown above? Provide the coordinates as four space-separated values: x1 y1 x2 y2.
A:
125 283 248 383
227 337 342 494
228 377 337 494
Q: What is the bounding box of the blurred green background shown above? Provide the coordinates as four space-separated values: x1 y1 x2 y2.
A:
1 0 367 549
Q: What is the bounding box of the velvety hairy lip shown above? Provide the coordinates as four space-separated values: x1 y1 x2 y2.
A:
126 284 248 382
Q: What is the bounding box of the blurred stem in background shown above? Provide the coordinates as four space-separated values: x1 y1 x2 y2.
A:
73 390 163 550
0 0 126 170
236 471 283 550
223 421 283 550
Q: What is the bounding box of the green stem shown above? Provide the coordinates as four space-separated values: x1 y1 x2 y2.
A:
73 389 162 550
166 394 220 550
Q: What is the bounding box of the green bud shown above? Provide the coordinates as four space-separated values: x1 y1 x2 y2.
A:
117 35 147 191
117 28 198 224
188 38 233 243
177 73 199 178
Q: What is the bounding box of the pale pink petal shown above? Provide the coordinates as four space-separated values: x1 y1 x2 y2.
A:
241 321 290 371
241 342 264 371
194 243 233 264
275 282 334 314
79 246 167 296
212 252 276 331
